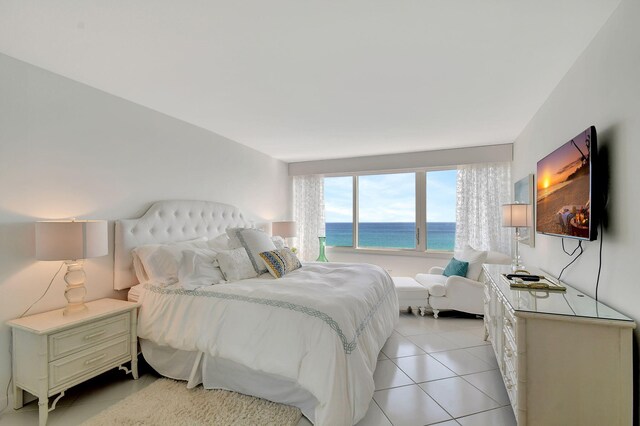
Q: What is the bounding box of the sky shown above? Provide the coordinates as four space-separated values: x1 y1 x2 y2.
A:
324 170 457 223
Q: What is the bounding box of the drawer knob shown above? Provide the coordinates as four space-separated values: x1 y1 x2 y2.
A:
84 330 106 340
505 377 513 389
84 354 106 365
506 348 513 358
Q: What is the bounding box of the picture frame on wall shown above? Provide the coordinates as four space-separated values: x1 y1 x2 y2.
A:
514 174 535 247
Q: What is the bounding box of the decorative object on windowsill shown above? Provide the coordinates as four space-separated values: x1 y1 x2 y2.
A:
501 203 532 271
316 221 329 262
272 220 298 253
316 224 328 262
316 236 329 262
36 219 108 315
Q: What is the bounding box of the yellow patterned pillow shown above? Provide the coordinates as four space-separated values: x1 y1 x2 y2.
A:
259 248 302 278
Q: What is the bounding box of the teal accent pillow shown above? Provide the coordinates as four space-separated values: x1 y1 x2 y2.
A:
443 257 469 277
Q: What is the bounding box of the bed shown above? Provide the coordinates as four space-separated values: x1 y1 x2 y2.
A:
114 200 398 425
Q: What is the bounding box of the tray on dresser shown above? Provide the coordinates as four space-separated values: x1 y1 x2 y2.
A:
501 273 566 292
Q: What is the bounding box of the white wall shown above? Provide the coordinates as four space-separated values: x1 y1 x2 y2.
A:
0 54 291 408
513 0 640 396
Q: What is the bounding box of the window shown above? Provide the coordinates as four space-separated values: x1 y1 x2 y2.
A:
324 176 353 247
359 173 416 249
324 169 457 252
426 170 457 251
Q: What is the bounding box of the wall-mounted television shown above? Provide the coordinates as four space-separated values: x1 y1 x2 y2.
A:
536 126 598 241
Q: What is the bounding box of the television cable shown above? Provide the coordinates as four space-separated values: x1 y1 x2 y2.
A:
557 239 584 283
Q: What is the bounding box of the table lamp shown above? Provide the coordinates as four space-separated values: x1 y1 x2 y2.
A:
272 221 297 249
501 203 531 271
36 220 108 315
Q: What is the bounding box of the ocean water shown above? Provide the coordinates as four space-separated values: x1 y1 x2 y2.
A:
326 222 455 251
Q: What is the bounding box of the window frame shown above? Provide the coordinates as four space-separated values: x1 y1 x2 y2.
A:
323 167 456 256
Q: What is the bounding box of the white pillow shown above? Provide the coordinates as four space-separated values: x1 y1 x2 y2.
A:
132 252 150 283
456 245 488 281
132 237 208 284
226 227 245 249
208 233 231 251
178 250 226 290
216 248 258 281
234 228 277 274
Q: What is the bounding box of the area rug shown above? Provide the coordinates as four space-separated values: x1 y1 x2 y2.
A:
81 378 302 426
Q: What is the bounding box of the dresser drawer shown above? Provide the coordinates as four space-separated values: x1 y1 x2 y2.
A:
49 335 131 392
504 355 518 408
503 309 517 341
504 333 517 364
49 313 130 361
483 285 490 303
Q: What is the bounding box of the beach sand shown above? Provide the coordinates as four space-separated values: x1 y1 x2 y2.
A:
537 174 590 234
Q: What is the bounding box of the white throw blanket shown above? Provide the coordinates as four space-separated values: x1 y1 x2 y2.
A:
136 262 398 425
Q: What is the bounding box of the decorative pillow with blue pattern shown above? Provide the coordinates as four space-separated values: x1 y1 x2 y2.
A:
259 248 302 279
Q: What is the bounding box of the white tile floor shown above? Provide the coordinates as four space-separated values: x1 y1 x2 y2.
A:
368 312 516 426
0 312 516 425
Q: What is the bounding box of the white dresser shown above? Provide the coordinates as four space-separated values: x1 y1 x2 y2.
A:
482 264 635 426
7 298 140 426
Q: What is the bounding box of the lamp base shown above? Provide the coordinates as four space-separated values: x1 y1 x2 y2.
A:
511 229 525 272
511 262 526 273
63 302 88 316
63 261 88 316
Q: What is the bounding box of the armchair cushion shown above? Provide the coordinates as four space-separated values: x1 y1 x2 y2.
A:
415 273 447 297
457 245 488 281
443 257 469 277
428 266 445 274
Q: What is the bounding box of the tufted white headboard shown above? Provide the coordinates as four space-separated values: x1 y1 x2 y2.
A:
114 200 251 290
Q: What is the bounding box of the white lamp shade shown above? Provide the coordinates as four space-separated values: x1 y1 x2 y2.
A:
36 220 108 261
502 204 531 228
271 221 297 238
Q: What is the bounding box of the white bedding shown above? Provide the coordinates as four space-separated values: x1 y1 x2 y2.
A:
136 262 398 425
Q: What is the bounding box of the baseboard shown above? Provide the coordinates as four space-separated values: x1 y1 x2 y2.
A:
0 387 37 415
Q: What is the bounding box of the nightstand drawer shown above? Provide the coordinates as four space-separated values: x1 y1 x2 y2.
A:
48 313 130 361
49 335 130 391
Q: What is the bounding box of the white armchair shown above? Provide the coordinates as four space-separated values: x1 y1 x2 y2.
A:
416 249 511 318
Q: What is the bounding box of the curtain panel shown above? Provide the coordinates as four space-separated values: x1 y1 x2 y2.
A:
293 175 324 261
455 162 512 254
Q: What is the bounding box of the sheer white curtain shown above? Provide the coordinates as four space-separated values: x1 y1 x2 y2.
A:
455 162 512 254
293 175 324 261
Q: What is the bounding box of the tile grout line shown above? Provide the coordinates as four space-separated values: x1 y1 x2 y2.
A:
413 377 458 424
388 354 457 385
458 372 511 408
416 373 505 422
386 317 511 424
371 397 393 425
454 405 514 422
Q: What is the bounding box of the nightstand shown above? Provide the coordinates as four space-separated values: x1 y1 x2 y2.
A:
6 298 140 426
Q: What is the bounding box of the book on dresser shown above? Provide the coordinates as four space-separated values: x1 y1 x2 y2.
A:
481 264 635 426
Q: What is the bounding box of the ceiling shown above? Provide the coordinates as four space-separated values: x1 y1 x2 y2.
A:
0 0 620 162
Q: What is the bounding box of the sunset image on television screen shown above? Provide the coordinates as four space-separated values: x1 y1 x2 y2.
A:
536 129 591 238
